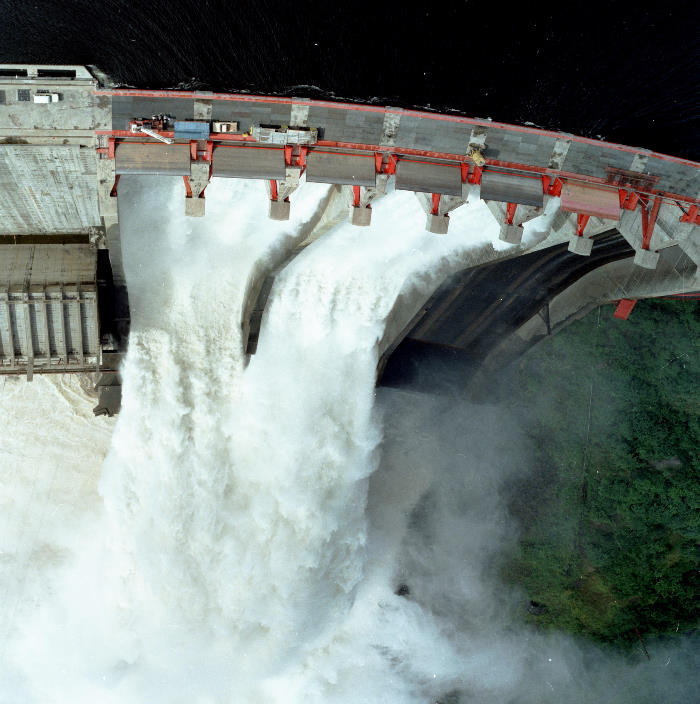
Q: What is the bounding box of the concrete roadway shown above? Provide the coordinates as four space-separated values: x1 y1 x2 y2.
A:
379 231 635 394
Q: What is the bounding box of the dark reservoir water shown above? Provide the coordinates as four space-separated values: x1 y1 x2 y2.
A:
1 0 698 160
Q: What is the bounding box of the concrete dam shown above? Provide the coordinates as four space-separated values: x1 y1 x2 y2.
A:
1 64 698 414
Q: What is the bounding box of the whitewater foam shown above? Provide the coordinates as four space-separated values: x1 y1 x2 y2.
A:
95 178 498 698
2 176 698 704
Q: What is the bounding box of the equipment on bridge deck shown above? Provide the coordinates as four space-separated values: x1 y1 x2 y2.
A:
468 147 486 167
174 120 211 141
250 124 318 145
129 115 175 144
212 120 238 133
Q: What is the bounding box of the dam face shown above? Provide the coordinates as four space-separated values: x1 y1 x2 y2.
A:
1 64 698 411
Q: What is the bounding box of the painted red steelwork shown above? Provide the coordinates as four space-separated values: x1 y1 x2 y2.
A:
542 175 563 197
374 153 398 176
614 299 637 319
269 180 278 201
576 213 590 236
352 185 361 207
620 189 640 210
679 203 700 225
211 143 282 151
183 175 192 198
505 202 517 225
95 129 698 208
298 146 308 170
398 157 461 168
431 193 441 215
279 144 308 170
468 165 482 185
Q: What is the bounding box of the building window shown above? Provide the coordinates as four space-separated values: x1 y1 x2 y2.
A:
17 89 30 102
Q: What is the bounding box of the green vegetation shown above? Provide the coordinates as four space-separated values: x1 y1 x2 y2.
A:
497 299 700 646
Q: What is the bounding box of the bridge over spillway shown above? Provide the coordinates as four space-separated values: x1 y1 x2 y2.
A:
0 64 698 413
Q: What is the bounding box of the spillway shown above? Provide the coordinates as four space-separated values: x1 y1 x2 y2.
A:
2 175 501 702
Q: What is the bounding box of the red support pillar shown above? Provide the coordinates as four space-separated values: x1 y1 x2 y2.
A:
298 146 308 170
543 176 563 197
352 185 361 207
576 213 590 236
505 202 517 225
680 204 699 224
269 180 278 201
107 138 116 159
182 176 192 198
431 193 441 215
468 165 482 185
373 152 398 175
619 189 640 211
613 299 637 320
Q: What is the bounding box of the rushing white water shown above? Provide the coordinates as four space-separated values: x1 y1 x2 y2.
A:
4 176 694 703
2 175 496 702
93 176 498 702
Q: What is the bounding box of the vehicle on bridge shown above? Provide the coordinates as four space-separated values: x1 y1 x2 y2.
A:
250 124 319 145
129 114 175 143
212 120 238 133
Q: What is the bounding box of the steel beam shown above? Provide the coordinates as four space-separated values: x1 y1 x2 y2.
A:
57 289 68 365
3 292 15 368
40 293 50 364
22 293 33 381
74 292 84 366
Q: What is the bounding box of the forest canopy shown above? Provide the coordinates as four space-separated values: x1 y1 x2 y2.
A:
498 299 700 647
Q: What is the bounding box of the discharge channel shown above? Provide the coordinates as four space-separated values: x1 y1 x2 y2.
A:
5 175 505 702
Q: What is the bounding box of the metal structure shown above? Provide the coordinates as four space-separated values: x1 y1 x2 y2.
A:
0 245 99 381
1 64 698 413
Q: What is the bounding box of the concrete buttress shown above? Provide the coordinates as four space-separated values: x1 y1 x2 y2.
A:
414 192 466 234
185 162 210 217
